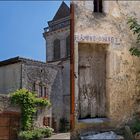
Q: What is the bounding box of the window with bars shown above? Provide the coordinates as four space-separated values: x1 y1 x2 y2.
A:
94 0 103 13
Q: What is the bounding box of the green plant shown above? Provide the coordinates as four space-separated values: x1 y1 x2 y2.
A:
40 127 54 137
127 17 140 57
127 17 140 134
10 89 51 131
130 119 140 134
59 118 70 132
18 127 54 140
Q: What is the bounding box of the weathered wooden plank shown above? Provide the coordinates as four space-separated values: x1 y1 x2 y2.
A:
78 43 106 118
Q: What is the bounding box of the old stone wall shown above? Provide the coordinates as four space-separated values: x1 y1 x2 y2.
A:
0 94 20 114
0 58 69 131
51 66 64 131
21 60 60 128
21 60 58 96
0 63 22 94
44 6 70 130
61 60 70 121
74 1 140 129
50 59 70 131
44 25 70 130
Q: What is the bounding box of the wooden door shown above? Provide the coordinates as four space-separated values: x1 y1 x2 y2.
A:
0 112 20 140
9 115 20 140
78 43 106 119
0 116 10 140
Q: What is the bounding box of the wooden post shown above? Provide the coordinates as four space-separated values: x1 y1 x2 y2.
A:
70 2 75 131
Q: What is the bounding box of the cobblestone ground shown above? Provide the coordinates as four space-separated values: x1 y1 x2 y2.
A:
42 133 70 140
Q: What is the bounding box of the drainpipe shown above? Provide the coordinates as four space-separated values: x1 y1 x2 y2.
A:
70 2 75 131
20 63 23 89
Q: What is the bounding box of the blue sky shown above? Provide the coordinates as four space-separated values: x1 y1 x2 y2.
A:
0 1 70 62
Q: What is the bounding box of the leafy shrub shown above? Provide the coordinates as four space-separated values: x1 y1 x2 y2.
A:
130 119 140 134
18 127 54 140
40 127 54 137
127 17 140 57
10 89 51 130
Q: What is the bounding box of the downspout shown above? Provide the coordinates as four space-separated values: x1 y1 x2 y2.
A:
70 2 75 131
20 63 22 89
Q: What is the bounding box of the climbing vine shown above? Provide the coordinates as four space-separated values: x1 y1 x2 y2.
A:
127 17 140 56
10 89 51 131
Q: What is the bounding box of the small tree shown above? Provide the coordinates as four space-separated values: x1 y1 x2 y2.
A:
10 89 51 131
127 17 140 56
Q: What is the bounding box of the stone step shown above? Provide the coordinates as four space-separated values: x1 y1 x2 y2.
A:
78 118 109 124
75 118 113 133
71 118 115 139
80 131 124 140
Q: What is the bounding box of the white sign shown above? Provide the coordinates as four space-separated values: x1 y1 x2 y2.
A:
75 34 121 45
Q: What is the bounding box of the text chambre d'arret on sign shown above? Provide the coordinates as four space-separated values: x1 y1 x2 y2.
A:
75 34 121 45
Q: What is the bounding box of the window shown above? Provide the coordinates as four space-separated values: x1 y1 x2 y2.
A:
94 0 102 13
32 82 36 92
39 85 48 98
34 81 48 98
66 35 70 57
43 117 50 127
54 39 60 60
39 85 43 97
44 87 47 98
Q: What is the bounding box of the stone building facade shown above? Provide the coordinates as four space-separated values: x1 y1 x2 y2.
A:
43 2 70 130
73 0 140 135
0 2 70 133
0 57 61 129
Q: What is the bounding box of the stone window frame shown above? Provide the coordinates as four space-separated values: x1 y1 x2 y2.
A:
33 81 48 98
39 84 48 98
66 35 70 57
53 39 61 60
39 85 43 97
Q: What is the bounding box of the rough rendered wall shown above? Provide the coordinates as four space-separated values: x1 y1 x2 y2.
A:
74 1 140 127
51 67 64 131
0 63 21 94
50 59 70 131
61 60 70 121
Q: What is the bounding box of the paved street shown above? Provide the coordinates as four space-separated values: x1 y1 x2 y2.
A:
42 133 70 140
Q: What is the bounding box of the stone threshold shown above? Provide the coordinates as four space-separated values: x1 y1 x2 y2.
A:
78 118 110 124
